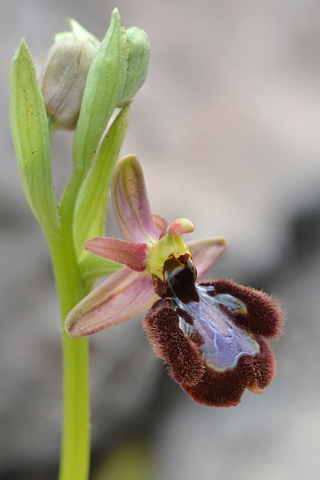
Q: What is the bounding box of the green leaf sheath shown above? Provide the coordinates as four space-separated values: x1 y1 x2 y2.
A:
10 39 60 237
74 104 130 260
73 8 128 175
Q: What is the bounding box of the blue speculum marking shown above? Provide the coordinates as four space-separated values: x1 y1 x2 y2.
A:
175 285 260 372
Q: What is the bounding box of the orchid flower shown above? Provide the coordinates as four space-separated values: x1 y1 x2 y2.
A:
65 154 283 407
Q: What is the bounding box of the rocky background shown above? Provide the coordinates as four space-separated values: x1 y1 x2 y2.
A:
1 0 320 479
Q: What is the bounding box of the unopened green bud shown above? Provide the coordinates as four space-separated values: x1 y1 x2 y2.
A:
40 39 96 129
117 27 150 108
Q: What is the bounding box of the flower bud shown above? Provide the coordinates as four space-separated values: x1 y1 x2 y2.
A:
40 39 96 129
117 27 150 108
54 18 100 50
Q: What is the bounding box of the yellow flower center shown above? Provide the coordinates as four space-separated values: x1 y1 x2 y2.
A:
146 218 194 279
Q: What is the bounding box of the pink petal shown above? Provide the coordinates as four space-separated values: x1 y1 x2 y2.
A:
188 237 227 279
65 267 158 338
84 237 148 272
152 214 169 238
112 155 159 244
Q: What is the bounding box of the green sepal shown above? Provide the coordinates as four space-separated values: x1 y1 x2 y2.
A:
73 8 128 176
74 103 130 260
55 19 100 50
79 254 121 283
10 39 60 237
54 32 74 42
69 19 100 49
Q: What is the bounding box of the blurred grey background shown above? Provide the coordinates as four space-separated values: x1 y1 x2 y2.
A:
1 0 320 478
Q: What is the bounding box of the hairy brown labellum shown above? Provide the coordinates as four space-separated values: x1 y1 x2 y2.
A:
144 257 284 407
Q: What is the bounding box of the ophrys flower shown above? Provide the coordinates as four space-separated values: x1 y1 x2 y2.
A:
65 155 283 407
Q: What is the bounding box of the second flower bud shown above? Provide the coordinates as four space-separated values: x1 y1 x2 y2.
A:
40 39 96 130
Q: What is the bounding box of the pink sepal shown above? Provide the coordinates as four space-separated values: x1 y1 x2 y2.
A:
111 155 158 244
65 267 158 338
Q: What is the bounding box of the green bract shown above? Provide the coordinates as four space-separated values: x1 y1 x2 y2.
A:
72 8 128 175
74 103 130 262
10 39 60 238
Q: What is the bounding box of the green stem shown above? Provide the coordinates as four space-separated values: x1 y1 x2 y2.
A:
48 225 90 480
60 332 90 480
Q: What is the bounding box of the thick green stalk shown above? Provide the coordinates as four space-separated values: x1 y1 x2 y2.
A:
48 225 90 480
